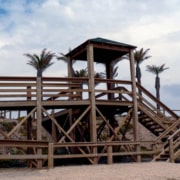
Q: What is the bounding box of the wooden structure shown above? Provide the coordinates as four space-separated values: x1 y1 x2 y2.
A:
0 38 179 168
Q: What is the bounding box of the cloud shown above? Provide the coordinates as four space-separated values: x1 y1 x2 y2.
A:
161 84 180 111
0 0 180 109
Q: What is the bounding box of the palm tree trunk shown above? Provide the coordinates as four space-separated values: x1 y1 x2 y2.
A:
37 69 42 77
136 64 142 100
155 76 160 110
136 64 141 84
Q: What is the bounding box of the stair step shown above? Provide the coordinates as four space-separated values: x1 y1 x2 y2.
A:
138 114 148 119
153 129 164 133
145 122 156 126
140 119 152 122
156 158 167 161
160 154 169 158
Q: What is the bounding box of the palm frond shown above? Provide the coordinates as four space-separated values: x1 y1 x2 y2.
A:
146 64 169 76
56 53 68 62
24 48 55 76
112 66 119 78
134 48 151 64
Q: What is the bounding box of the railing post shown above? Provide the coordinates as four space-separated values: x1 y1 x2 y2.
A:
136 144 141 162
48 142 54 168
107 145 113 164
169 138 174 162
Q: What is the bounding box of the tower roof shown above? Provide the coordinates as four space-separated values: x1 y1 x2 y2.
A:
66 37 136 63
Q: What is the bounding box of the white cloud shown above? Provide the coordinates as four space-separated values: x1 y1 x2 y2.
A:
0 0 180 109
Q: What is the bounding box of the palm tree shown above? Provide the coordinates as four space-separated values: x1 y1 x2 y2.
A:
24 48 55 77
133 48 151 84
73 68 88 77
146 64 169 109
120 48 151 83
57 53 105 79
24 49 54 142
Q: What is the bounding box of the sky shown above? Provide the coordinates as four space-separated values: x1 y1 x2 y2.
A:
0 0 180 112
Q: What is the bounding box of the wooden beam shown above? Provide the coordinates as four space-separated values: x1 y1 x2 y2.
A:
36 77 42 168
129 49 140 162
87 44 97 164
7 107 37 137
59 106 91 142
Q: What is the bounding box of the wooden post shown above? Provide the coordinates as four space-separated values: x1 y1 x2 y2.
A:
27 86 32 140
169 138 174 162
87 44 97 164
107 145 113 164
27 86 33 167
51 109 57 142
67 56 75 147
48 142 54 168
129 49 140 162
36 77 42 168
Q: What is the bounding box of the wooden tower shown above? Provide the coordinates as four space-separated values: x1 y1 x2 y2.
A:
0 37 179 168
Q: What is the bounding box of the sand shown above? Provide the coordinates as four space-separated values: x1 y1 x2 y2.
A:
0 162 179 180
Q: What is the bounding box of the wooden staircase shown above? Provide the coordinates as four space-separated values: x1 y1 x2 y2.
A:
119 83 180 162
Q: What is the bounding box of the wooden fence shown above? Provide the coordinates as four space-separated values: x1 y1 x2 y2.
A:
0 140 159 168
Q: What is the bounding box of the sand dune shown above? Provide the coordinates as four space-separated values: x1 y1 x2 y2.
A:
0 162 180 180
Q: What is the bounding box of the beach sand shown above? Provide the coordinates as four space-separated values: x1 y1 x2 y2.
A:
0 162 179 180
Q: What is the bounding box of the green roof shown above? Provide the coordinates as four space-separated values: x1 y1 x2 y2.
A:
66 37 136 62
88 37 136 48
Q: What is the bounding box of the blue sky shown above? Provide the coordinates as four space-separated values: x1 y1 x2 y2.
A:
0 0 180 111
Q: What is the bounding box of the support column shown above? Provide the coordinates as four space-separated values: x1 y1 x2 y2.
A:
27 86 32 140
129 49 141 162
67 56 75 143
87 44 97 164
36 77 42 168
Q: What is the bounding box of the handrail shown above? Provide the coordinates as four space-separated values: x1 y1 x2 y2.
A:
136 83 179 119
168 128 180 162
155 119 180 143
168 128 180 140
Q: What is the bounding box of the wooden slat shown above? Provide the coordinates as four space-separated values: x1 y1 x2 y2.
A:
0 89 36 92
0 83 36 86
0 94 36 98
0 155 48 160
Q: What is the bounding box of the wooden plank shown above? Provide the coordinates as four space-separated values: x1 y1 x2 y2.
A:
42 83 81 87
42 89 85 92
0 155 48 160
0 76 36 81
42 100 90 106
95 89 132 94
48 143 54 168
0 89 36 92
0 94 36 98
0 101 36 107
0 83 36 86
107 145 113 164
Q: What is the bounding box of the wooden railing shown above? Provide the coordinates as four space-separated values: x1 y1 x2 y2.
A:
0 76 133 102
136 83 179 120
0 140 156 168
168 129 180 162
